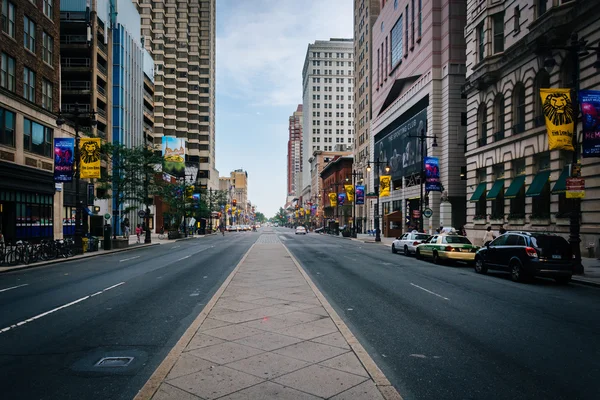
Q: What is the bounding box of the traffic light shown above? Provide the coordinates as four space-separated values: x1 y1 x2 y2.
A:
233 199 237 207
295 204 299 210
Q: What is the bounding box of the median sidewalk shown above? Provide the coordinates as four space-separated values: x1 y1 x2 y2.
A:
138 237 399 400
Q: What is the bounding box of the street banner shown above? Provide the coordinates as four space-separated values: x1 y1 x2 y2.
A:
380 175 391 197
344 184 354 202
579 90 600 157
79 138 101 179
338 193 346 205
424 156 442 192
53 137 75 182
328 192 337 207
355 185 365 205
540 88 575 151
161 136 186 177
566 177 585 199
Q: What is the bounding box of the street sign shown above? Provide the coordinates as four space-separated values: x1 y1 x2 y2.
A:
138 210 146 218
412 210 421 218
423 208 433 218
104 213 111 220
566 178 585 199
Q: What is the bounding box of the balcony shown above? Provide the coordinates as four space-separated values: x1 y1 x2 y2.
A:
61 58 90 68
533 115 545 128
61 81 90 92
96 108 107 120
493 130 505 142
477 137 488 147
97 63 107 76
61 34 87 45
512 122 525 135
62 103 91 113
97 40 107 56
97 85 106 97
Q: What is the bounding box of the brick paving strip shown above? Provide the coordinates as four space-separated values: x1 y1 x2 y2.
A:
134 234 403 400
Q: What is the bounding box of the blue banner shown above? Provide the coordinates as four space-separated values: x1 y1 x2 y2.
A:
424 156 442 192
355 185 365 205
579 90 600 157
54 138 75 182
337 193 346 205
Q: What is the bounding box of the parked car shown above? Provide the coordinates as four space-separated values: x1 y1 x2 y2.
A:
295 226 307 235
474 231 573 283
415 233 479 264
392 231 432 255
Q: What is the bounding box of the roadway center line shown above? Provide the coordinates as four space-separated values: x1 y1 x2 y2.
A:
120 256 140 262
0 283 29 293
0 282 125 334
178 255 191 261
172 245 181 249
410 283 450 301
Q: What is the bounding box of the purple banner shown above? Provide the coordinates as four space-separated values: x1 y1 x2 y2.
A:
579 90 600 157
355 185 365 205
337 193 346 206
424 156 442 192
54 138 75 182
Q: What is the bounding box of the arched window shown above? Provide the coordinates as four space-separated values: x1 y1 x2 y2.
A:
477 103 487 146
512 83 526 134
534 70 550 127
493 94 505 141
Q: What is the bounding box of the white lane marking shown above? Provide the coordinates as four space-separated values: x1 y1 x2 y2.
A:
0 284 29 293
172 245 181 249
119 256 140 262
0 282 125 334
410 283 450 301
178 255 191 261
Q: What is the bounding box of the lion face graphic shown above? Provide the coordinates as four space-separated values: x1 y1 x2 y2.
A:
543 93 574 126
81 141 100 164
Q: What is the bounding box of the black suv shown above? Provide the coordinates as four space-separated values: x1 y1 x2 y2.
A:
474 231 573 283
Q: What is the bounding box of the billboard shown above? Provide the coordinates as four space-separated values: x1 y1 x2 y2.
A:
579 90 600 157
53 138 75 182
540 88 575 151
79 138 101 179
424 156 442 192
374 108 427 180
355 185 365 205
162 136 186 177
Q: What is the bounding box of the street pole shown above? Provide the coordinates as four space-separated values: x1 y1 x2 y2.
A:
209 188 213 233
74 120 82 254
420 131 425 232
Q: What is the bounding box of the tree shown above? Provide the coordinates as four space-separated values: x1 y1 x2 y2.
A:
153 179 186 232
254 212 266 223
272 207 287 225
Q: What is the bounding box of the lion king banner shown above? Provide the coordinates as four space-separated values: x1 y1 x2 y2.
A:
344 184 354 202
328 192 337 207
79 138 101 179
379 175 391 197
540 88 575 151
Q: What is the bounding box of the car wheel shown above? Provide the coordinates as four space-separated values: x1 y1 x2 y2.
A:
474 257 488 274
392 244 397 254
432 251 440 265
415 249 422 260
510 261 526 283
403 245 409 256
555 275 572 285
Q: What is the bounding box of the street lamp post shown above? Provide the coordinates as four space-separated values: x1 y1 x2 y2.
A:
408 127 438 233
56 104 97 254
179 172 195 238
348 170 364 238
366 159 390 242
542 32 600 274
208 188 213 233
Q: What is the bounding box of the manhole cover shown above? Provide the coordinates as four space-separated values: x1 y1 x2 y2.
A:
94 357 134 368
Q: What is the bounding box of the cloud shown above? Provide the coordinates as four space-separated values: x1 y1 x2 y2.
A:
217 0 353 107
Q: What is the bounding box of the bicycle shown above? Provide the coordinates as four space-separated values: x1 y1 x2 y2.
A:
157 229 166 240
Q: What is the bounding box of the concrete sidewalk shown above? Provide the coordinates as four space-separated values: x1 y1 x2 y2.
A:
138 237 399 400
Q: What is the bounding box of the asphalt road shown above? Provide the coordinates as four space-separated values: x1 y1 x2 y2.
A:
0 232 257 400
279 227 600 400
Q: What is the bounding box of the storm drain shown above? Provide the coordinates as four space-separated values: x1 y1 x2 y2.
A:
94 357 134 368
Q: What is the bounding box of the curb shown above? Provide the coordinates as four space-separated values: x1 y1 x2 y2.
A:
571 277 600 288
0 243 161 274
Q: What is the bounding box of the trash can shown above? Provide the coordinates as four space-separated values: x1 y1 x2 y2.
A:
104 224 112 251
82 237 89 253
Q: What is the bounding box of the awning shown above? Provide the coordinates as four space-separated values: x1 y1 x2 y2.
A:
81 206 93 216
487 179 504 200
469 182 487 202
526 170 551 197
551 167 570 194
505 175 526 199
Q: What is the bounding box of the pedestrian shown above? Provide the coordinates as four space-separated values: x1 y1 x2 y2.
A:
460 226 467 237
0 230 4 245
499 225 507 235
123 217 130 239
135 224 142 243
482 226 496 246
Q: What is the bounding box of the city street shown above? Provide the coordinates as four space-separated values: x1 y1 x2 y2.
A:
280 227 600 400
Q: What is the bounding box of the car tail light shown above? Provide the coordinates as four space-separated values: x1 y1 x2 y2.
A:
525 247 538 258
413 241 419 246
445 246 454 252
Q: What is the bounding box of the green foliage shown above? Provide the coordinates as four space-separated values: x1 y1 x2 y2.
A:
254 212 266 223
272 207 288 225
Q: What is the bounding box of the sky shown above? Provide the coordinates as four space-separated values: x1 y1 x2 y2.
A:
215 0 353 218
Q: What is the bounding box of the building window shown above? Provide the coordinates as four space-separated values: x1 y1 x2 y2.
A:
1 0 15 38
23 118 53 158
394 0 398 10
477 23 485 62
537 0 547 18
510 159 526 218
477 103 487 146
381 21 384 32
42 79 52 110
0 106 15 147
42 32 53 65
411 0 415 46
494 94 505 141
23 67 35 102
513 83 526 134
24 16 36 53
0 52 16 92
475 171 487 218
534 70 550 127
43 0 53 18
531 154 551 218
418 0 422 38
405 5 409 55
493 13 504 54
391 15 403 68
514 6 520 33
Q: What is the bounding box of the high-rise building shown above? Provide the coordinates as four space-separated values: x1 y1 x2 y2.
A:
370 0 467 235
353 0 380 233
462 0 600 252
287 104 303 200
137 0 217 190
302 38 355 201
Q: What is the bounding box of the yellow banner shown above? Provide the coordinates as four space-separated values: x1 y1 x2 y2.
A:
79 138 101 179
380 175 391 197
328 192 337 207
540 88 575 151
345 184 354 202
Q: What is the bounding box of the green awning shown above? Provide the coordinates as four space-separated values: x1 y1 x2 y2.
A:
487 179 504 200
505 175 526 199
526 170 551 197
469 182 487 202
551 167 570 194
